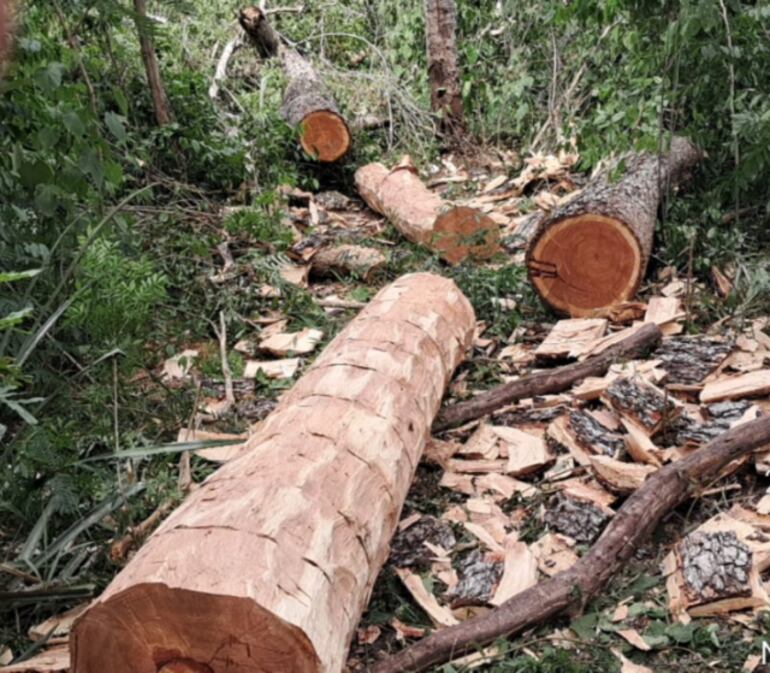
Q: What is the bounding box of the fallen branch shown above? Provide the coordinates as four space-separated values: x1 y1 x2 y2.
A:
435 322 662 431
372 415 770 673
208 35 242 100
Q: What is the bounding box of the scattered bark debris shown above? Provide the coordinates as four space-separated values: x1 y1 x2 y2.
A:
544 492 612 544
602 377 680 435
446 550 503 607
679 531 752 604
567 409 625 456
654 336 733 384
389 516 457 569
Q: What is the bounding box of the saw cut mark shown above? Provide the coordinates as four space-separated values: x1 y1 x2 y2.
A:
300 110 351 163
529 214 642 317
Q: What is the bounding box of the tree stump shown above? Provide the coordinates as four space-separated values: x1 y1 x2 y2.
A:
526 137 703 317
70 273 475 673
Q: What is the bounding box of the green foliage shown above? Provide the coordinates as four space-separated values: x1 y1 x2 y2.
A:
65 235 167 349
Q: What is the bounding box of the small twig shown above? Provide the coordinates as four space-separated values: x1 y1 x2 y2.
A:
209 35 243 100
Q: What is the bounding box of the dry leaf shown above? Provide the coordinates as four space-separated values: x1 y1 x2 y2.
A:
279 263 309 288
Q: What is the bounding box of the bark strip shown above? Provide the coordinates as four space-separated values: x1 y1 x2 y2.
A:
435 322 662 431
372 415 770 673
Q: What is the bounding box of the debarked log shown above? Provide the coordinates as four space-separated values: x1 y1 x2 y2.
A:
71 273 475 673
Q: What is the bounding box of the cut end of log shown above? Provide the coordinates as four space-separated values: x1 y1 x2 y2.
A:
158 659 214 673
72 584 321 673
300 110 351 162
432 206 499 265
528 214 642 317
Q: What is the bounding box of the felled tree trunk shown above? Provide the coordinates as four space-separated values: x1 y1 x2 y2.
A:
424 0 464 136
239 6 351 162
372 415 770 673
133 0 174 126
526 137 702 317
71 273 475 673
355 157 499 264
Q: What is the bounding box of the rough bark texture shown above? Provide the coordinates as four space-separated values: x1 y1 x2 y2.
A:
435 322 662 430
424 0 464 136
371 415 770 673
71 273 475 673
654 336 733 384
239 6 350 162
526 137 703 317
310 244 386 280
355 158 499 265
133 0 173 126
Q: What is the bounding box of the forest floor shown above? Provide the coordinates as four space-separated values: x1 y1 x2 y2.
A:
3 145 770 673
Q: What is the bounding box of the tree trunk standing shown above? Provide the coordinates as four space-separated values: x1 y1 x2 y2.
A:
71 274 475 673
239 6 351 163
133 0 173 126
526 137 703 317
424 0 464 137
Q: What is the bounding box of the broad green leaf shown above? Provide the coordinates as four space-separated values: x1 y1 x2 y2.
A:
104 111 127 143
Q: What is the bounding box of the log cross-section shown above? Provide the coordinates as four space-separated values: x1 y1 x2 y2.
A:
70 273 475 673
526 137 703 316
239 6 351 162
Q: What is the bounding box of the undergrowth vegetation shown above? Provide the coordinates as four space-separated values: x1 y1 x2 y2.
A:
1 0 770 669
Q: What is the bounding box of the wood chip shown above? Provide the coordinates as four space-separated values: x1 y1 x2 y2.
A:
176 428 247 463
621 419 663 466
498 427 553 476
535 319 608 359
259 327 323 356
612 603 629 622
242 358 300 379
423 437 461 468
161 349 198 381
395 568 459 627
700 370 770 403
644 296 684 326
356 625 381 645
439 471 475 495
589 456 656 494
475 473 538 500
602 377 680 435
530 532 578 577
547 416 591 466
0 646 69 672
490 538 538 605
611 649 653 673
391 618 426 640
278 262 309 287
28 604 88 644
616 628 651 651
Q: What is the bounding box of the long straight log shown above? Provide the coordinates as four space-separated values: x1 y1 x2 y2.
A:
239 6 351 162
526 137 702 317
355 157 499 265
373 415 770 673
71 273 475 673
435 322 662 431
